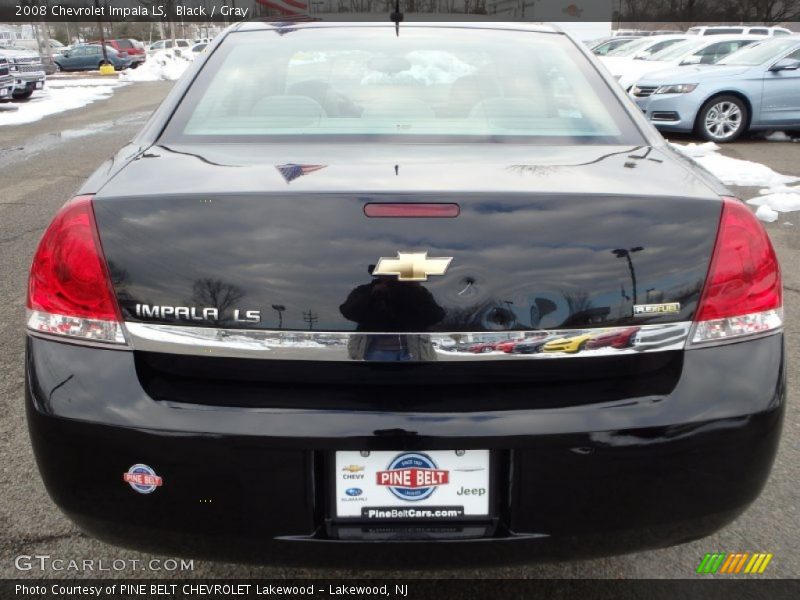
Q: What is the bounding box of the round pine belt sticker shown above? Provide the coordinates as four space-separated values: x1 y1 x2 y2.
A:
123 464 163 494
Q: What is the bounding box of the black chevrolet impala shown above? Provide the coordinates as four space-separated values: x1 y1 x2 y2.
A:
25 22 784 566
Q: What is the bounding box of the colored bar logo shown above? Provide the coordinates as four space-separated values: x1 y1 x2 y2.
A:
696 553 773 574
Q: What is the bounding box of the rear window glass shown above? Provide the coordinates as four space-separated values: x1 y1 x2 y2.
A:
706 28 744 35
114 39 134 49
163 26 642 144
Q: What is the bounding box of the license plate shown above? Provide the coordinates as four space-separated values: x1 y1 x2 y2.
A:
0 89 6 97
35 82 43 89
334 450 490 520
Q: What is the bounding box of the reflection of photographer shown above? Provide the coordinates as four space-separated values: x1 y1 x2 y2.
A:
339 266 445 361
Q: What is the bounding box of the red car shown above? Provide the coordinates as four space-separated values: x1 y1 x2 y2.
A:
90 39 145 68
468 342 497 353
496 339 526 353
585 326 640 350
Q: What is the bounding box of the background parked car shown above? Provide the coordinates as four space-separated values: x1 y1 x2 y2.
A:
511 335 562 354
468 341 497 353
585 327 640 350
90 39 146 68
149 39 192 57
0 55 15 102
632 324 691 350
191 42 208 56
55 44 131 72
599 35 690 80
543 333 594 354
588 36 641 56
632 37 800 142
0 45 45 99
616 35 762 89
687 25 793 36
494 339 526 353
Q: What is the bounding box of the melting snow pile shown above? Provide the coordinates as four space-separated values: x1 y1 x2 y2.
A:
0 80 125 126
672 142 799 188
748 185 800 223
672 142 800 223
119 51 191 82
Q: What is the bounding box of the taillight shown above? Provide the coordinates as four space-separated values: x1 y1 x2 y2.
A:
26 195 125 345
691 197 782 345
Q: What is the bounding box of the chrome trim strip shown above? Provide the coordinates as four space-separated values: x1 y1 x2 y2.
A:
124 322 693 361
26 330 133 351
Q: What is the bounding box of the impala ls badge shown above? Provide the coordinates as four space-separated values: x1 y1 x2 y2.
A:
373 252 453 282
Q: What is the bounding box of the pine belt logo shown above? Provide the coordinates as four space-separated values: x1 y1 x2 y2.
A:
696 552 774 574
376 452 449 501
123 464 163 494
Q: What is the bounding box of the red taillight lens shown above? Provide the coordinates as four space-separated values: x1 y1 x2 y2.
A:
27 196 125 344
692 197 782 344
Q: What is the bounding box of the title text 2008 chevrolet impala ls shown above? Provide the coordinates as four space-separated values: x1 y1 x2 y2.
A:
25 22 784 566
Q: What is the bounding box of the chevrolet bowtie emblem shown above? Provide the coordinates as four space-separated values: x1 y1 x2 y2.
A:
373 252 453 282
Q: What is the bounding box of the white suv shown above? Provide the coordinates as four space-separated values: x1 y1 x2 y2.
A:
687 25 793 36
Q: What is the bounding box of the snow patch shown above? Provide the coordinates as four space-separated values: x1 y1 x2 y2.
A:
47 78 123 88
765 131 793 142
672 142 800 187
748 181 800 221
0 83 125 126
672 141 800 223
747 193 800 213
754 204 779 223
119 51 191 82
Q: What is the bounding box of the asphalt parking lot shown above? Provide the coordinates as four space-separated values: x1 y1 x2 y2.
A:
0 82 798 580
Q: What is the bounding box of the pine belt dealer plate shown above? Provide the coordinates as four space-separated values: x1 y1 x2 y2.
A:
334 450 490 520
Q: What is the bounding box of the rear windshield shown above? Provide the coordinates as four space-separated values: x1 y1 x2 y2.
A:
114 39 134 49
705 28 744 35
163 26 643 144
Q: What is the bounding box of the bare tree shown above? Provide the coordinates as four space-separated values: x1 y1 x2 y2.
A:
727 0 800 22
564 291 593 315
191 278 246 323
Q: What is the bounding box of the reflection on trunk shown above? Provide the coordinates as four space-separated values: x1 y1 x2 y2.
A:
340 271 444 361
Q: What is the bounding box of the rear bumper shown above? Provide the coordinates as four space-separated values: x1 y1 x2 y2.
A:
13 71 45 89
25 333 785 566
